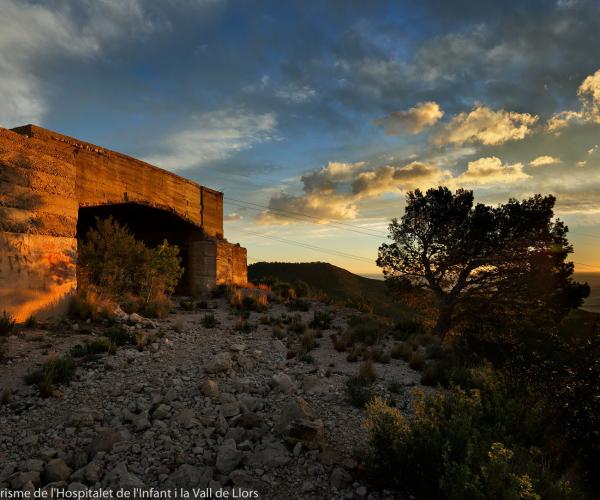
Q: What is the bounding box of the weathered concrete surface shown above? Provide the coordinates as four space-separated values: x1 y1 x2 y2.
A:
0 125 247 321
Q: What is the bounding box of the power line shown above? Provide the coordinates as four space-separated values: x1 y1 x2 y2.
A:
225 197 389 238
241 229 375 264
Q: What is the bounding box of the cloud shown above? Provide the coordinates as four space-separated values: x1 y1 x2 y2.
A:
432 105 538 146
257 159 451 224
376 101 444 135
224 212 243 221
143 109 277 170
351 161 451 197
0 0 156 126
275 84 317 103
529 155 561 167
548 68 600 132
453 156 529 186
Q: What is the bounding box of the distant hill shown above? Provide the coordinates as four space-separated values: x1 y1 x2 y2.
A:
248 261 411 319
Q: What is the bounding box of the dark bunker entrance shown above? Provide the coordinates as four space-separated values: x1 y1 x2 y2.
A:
76 203 203 294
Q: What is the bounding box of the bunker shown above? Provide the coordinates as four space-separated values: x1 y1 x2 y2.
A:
0 125 247 321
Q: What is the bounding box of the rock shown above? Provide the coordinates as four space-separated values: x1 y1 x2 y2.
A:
44 459 72 483
10 471 40 489
102 463 145 492
271 373 295 393
274 397 325 448
83 461 104 484
330 467 352 490
301 480 315 493
302 375 328 394
229 470 267 492
249 441 290 468
221 400 240 418
88 429 120 457
216 439 243 474
68 482 88 491
25 459 44 472
164 464 213 489
128 313 143 324
132 413 150 432
230 343 246 352
356 485 368 497
235 413 263 429
0 463 16 482
205 352 232 373
152 404 171 420
201 379 220 398
174 409 197 429
239 395 263 413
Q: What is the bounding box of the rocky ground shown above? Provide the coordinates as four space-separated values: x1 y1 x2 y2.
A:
0 297 423 499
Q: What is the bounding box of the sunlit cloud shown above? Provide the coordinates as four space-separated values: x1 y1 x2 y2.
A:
432 105 538 146
529 155 561 167
375 101 444 135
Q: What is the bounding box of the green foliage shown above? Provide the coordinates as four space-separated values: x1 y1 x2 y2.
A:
288 298 311 312
70 338 111 358
365 388 554 499
0 337 7 360
300 330 317 352
346 376 375 408
77 217 183 317
103 325 136 346
309 310 333 329
24 355 76 397
0 311 16 336
378 187 589 336
25 315 37 328
234 318 254 333
293 280 311 297
392 317 425 339
344 315 387 346
201 313 218 328
180 297 196 311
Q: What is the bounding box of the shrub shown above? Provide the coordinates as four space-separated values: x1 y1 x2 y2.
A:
346 375 375 408
68 289 113 321
24 355 76 398
408 351 426 371
78 217 183 315
420 365 438 386
309 310 333 330
392 317 425 339
25 315 37 328
234 318 254 333
272 325 285 339
357 359 377 383
345 315 386 346
201 313 218 328
293 280 311 297
390 342 409 360
70 338 111 358
180 298 196 311
364 387 572 499
211 284 231 298
174 317 185 333
103 325 136 346
288 298 311 312
300 330 318 353
197 300 209 309
0 337 7 360
241 294 268 312
0 311 16 336
288 315 307 335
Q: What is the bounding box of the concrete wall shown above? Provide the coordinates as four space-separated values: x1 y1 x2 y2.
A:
0 128 78 321
1 125 246 320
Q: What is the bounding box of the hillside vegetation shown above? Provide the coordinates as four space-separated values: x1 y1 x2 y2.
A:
248 261 411 320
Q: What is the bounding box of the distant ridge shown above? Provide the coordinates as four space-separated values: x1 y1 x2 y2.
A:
248 261 409 319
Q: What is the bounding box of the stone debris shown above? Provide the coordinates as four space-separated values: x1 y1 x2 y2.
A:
0 298 420 499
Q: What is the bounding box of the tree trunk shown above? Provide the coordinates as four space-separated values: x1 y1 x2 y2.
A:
434 300 454 339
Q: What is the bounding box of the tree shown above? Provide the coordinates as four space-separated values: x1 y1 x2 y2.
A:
377 187 588 338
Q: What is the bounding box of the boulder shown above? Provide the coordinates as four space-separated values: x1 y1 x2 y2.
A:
271 373 295 394
330 467 352 490
88 429 120 457
164 464 212 490
43 459 72 483
216 439 243 474
274 397 324 448
205 352 232 374
200 379 220 398
102 463 145 492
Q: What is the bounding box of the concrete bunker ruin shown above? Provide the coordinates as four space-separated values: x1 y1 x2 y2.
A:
0 125 247 321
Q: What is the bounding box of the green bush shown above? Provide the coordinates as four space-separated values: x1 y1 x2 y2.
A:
0 311 16 336
234 318 254 333
300 330 318 352
309 310 333 330
346 375 375 408
345 315 386 346
103 325 136 346
392 317 425 339
180 298 196 311
78 217 183 317
201 313 218 328
24 355 76 398
365 385 578 499
288 298 311 312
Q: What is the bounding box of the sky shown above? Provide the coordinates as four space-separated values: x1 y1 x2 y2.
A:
1 0 600 276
